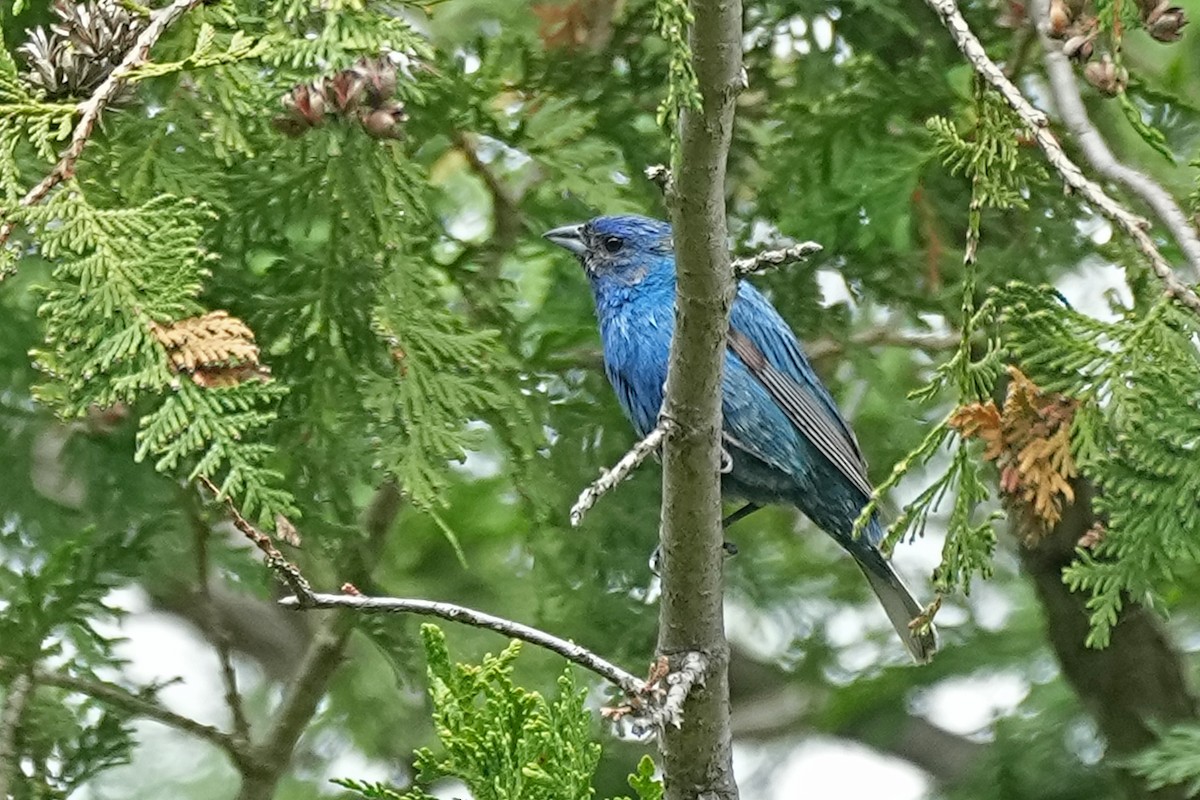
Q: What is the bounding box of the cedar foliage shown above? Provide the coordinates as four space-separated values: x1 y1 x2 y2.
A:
3 0 1200 798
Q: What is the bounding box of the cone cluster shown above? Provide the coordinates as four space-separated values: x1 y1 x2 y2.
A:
271 57 408 140
1045 0 1187 96
18 0 145 100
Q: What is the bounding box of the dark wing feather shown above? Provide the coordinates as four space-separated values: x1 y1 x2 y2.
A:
727 327 874 500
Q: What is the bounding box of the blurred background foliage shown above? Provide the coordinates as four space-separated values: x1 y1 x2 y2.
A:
3 0 1200 798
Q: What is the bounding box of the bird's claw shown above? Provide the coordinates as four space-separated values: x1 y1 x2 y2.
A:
649 540 738 576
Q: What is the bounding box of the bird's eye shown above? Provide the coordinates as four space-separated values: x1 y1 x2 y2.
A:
602 235 624 254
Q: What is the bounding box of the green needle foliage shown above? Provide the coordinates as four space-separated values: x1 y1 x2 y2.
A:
1130 722 1200 797
866 71 1200 652
335 625 664 800
1000 285 1200 647
855 82 1028 596
652 0 700 150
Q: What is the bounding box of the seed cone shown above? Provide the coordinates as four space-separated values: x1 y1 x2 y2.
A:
273 55 409 140
18 0 146 100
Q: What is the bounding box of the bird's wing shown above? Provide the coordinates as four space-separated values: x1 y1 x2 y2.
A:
728 284 873 500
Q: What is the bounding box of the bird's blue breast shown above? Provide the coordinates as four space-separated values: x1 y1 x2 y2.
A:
595 283 672 437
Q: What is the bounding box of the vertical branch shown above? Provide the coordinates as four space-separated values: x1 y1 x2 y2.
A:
190 496 251 742
659 0 743 798
0 673 33 799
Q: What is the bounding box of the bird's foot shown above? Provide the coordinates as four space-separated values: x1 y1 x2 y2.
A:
648 540 738 576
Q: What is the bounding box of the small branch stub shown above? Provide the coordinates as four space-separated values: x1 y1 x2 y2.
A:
603 651 709 738
732 242 823 277
655 651 708 731
645 164 673 195
570 417 675 527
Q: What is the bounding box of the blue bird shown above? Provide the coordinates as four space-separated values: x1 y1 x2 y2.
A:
545 214 936 663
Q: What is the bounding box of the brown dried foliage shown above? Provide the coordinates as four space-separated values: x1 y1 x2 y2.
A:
533 0 617 51
950 366 1079 539
150 311 270 388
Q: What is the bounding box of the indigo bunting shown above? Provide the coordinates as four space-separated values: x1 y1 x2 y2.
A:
545 214 936 663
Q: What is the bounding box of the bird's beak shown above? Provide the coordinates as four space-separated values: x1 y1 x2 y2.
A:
542 223 587 256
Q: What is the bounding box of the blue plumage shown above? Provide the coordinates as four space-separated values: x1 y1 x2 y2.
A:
545 214 936 662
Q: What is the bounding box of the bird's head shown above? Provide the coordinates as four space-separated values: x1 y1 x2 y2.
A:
543 215 674 289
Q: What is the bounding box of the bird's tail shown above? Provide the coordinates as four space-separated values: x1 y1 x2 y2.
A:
857 557 938 664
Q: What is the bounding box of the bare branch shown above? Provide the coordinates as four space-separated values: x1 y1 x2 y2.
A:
806 327 961 361
198 475 316 607
0 674 33 799
1017 479 1200 793
923 0 1200 317
279 592 647 694
0 662 242 758
191 496 251 741
0 0 206 249
1033 0 1200 280
570 417 675 527
732 242 823 277
238 611 354 800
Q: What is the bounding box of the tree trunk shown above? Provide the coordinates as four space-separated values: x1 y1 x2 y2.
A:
1018 479 1199 800
657 0 743 798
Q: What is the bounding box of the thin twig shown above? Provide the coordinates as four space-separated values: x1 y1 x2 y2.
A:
805 327 962 361
191 498 251 741
0 661 242 758
924 0 1200 317
1003 22 1037 79
0 0 206 248
454 131 520 224
1033 0 1200 280
732 242 823 277
279 593 647 694
0 674 33 799
453 131 525 271
198 475 316 606
570 418 675 527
